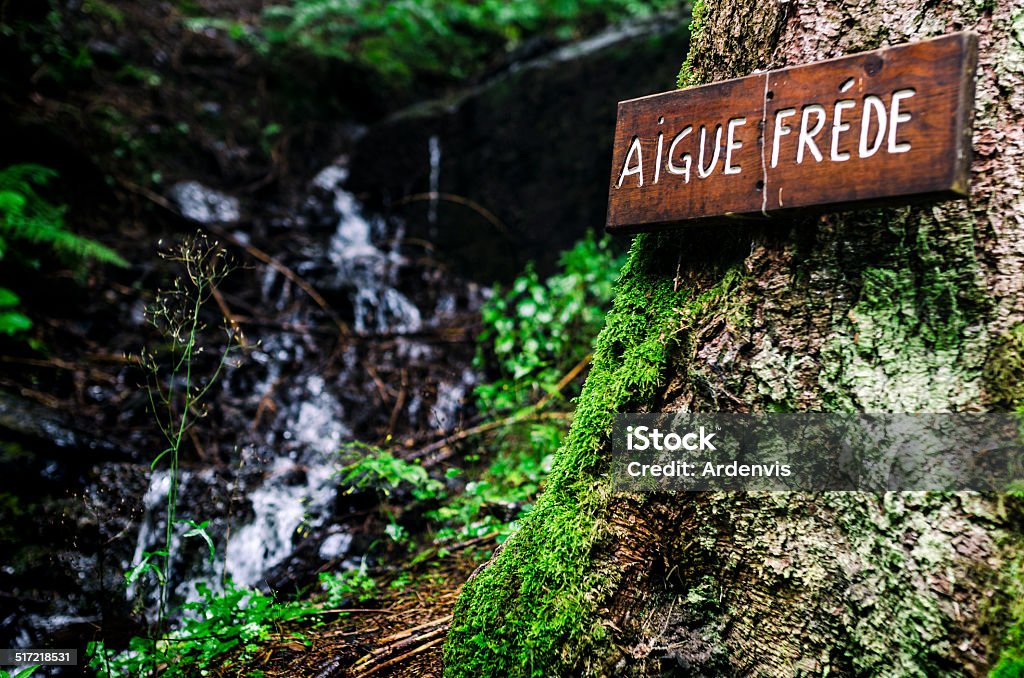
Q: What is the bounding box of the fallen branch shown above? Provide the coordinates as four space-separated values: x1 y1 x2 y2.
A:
399 352 591 462
350 615 452 677
397 191 510 238
402 409 572 462
374 614 452 646
352 636 445 678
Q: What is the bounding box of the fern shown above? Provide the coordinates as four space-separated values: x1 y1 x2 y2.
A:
0 163 128 337
0 164 128 268
0 287 32 336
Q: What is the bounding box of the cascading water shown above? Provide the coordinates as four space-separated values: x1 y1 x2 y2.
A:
322 164 423 336
120 155 480 617
428 135 441 233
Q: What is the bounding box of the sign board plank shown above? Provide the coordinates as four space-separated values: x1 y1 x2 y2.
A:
606 32 977 234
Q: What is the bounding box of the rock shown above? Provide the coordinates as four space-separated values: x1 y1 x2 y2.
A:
167 180 241 223
346 14 690 282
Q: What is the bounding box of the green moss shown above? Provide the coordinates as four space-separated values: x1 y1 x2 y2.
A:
443 232 728 676
821 494 958 674
676 0 706 88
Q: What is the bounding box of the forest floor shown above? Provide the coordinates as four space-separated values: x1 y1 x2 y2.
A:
216 543 492 678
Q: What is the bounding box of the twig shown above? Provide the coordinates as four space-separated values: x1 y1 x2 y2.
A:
364 362 392 410
352 636 445 678
203 222 351 339
252 375 282 429
386 368 408 439
445 531 499 554
397 352 589 462
352 617 450 672
116 178 351 338
410 531 499 567
533 353 592 411
397 192 510 238
0 355 120 384
374 614 451 646
313 608 395 615
402 410 572 461
209 285 249 348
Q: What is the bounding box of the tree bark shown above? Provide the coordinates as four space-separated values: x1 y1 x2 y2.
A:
445 1 1024 676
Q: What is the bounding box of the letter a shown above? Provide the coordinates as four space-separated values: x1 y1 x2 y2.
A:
617 136 644 188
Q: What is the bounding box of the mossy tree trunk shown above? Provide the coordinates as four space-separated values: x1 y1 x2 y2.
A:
445 1 1024 676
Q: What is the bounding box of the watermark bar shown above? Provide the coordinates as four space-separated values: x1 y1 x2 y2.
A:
0 649 78 666
611 413 1024 492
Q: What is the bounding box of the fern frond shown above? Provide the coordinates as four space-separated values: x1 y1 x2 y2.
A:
0 163 128 268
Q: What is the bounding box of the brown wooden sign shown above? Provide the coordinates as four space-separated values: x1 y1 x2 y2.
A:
606 32 977 233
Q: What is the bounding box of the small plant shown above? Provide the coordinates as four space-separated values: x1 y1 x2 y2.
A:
319 561 378 607
338 443 446 501
88 580 317 677
338 443 446 548
0 163 127 337
127 233 243 641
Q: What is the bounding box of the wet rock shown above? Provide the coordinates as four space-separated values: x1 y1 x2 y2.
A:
167 180 241 223
0 390 123 459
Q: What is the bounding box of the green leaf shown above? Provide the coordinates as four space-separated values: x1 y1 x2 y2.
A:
180 519 216 563
124 550 167 587
0 310 31 335
0 287 20 308
0 190 26 214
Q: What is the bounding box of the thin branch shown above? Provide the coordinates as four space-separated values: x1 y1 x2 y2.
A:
396 191 510 238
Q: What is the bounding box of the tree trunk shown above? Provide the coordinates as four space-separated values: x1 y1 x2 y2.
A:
444 1 1024 676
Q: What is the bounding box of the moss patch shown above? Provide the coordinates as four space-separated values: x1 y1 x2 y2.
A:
676 0 706 88
443 232 712 676
983 323 1024 409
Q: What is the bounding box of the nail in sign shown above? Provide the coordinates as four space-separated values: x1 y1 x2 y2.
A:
606 32 977 233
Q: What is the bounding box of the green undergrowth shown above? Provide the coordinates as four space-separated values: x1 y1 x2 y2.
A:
88 580 319 677
89 232 623 678
443 232 716 676
475 233 624 413
336 233 624 553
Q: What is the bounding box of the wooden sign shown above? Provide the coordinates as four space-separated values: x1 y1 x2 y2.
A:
606 32 978 233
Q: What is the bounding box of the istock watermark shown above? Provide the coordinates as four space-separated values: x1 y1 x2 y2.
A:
611 413 1024 492
625 425 718 452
